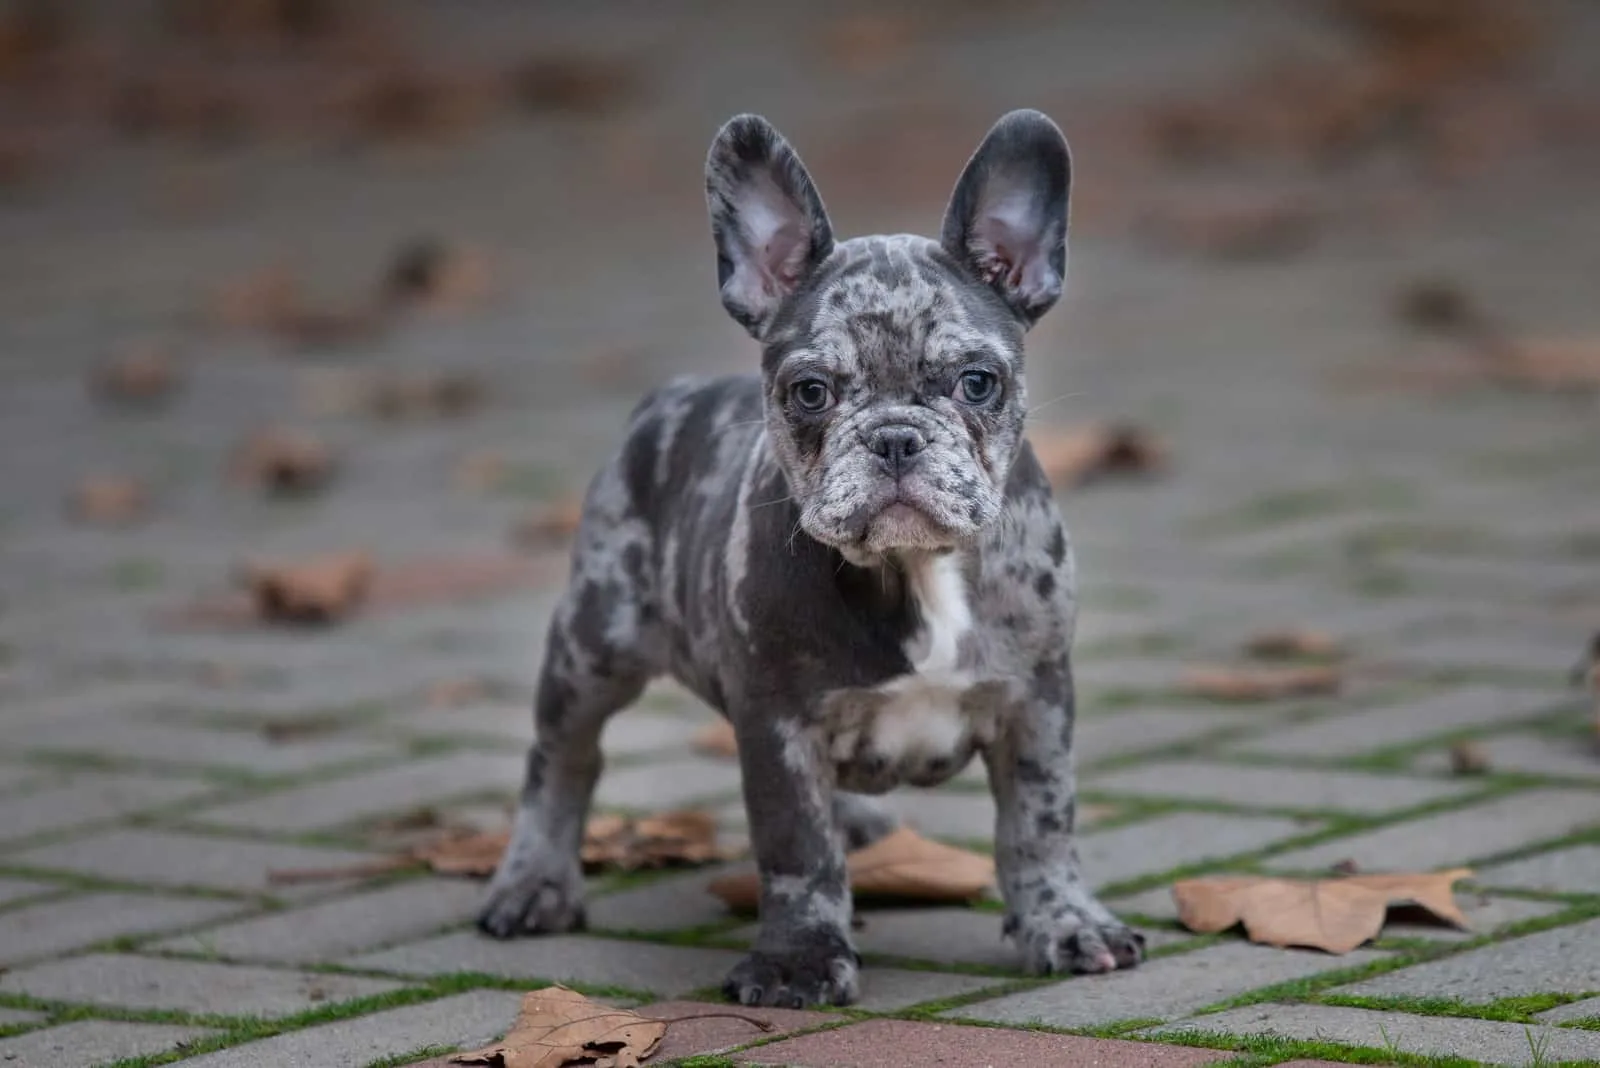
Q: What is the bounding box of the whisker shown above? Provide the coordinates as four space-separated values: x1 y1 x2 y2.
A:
1024 391 1088 420
747 495 795 511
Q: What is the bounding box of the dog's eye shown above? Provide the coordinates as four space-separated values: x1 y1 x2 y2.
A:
956 370 998 404
791 379 835 413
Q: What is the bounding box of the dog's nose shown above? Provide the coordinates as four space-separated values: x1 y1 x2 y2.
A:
868 425 926 474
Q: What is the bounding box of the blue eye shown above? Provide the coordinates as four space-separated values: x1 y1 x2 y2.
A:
957 370 998 404
791 378 834 413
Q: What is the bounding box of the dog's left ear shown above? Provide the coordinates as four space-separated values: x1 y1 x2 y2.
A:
706 114 835 340
940 109 1071 328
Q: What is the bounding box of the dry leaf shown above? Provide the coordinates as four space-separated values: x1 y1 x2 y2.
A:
692 719 738 760
211 266 301 330
1574 632 1600 743
506 55 639 117
66 475 149 526
383 238 494 313
229 427 336 496
1447 739 1491 775
708 826 994 913
1142 197 1320 261
1028 424 1165 490
92 344 182 406
242 551 373 625
1173 868 1473 953
368 373 485 420
1243 629 1345 661
1493 339 1600 391
454 451 507 492
1180 664 1342 702
581 810 731 872
513 498 584 550
450 985 665 1068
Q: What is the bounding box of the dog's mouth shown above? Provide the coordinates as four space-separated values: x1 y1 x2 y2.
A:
859 491 958 553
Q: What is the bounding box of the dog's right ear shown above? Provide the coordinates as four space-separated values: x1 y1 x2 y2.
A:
705 115 834 340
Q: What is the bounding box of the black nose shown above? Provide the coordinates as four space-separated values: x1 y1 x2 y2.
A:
868 425 926 474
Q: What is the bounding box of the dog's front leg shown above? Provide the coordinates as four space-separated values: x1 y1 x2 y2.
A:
985 652 1144 975
723 711 858 1008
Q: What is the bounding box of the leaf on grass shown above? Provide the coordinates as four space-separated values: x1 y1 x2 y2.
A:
691 719 738 759
92 343 182 406
450 985 665 1068
66 475 149 526
1172 868 1474 953
1179 664 1342 702
512 498 584 550
1243 628 1346 661
1028 424 1165 490
229 427 336 497
708 826 994 913
241 551 374 625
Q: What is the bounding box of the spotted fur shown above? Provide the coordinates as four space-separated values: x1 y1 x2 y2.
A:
479 110 1143 1007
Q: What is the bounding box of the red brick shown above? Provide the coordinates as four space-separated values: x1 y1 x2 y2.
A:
637 999 838 1061
737 1018 1231 1067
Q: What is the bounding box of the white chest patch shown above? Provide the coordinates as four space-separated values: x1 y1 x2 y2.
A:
858 554 974 765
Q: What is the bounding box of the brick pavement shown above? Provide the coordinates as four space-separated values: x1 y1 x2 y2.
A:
2 1 1599 1066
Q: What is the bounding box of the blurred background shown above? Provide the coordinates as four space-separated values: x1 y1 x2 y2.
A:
1 0 1598 704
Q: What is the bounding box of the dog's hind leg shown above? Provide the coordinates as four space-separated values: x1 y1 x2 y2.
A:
478 469 661 938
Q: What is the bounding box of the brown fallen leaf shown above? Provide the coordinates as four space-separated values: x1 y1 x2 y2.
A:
1574 631 1600 744
1447 739 1491 776
92 343 182 406
692 719 738 760
450 985 666 1068
708 826 995 913
383 238 494 313
345 65 494 145
211 266 301 331
1180 664 1342 702
242 551 374 625
1173 868 1473 953
1493 339 1600 391
368 373 486 420
1028 424 1165 490
66 475 149 527
1141 197 1321 261
512 498 584 550
229 427 336 497
506 55 640 117
1243 629 1346 661
453 451 507 493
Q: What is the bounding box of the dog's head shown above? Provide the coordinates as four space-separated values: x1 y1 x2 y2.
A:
705 110 1071 564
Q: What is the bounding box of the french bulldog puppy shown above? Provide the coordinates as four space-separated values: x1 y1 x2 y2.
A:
478 109 1144 1007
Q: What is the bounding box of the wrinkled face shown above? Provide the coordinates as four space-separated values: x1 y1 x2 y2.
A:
762 236 1027 561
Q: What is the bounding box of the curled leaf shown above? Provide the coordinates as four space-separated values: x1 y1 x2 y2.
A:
450 985 666 1068
692 719 738 760
1243 629 1345 661
708 826 994 913
66 475 149 526
1180 664 1342 702
1173 869 1473 953
242 551 374 625
93 343 182 406
230 427 336 497
1029 423 1165 490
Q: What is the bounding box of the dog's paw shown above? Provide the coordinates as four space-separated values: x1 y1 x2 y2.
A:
475 858 586 939
722 943 860 1008
1006 899 1146 976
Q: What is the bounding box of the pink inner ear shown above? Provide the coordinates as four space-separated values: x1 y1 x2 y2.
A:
761 222 808 293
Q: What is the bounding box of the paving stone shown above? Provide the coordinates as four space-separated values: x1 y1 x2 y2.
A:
956 943 1386 1029
0 1020 218 1068
349 931 744 996
593 755 744 809
0 1008 45 1026
0 765 43 794
1414 733 1600 781
10 828 389 898
177 989 525 1068
1265 788 1600 873
0 953 401 1015
1477 844 1600 893
1074 708 1254 764
0 877 56 907
881 789 997 842
588 867 742 934
1085 761 1471 813
1237 686 1567 758
851 967 1001 1012
1390 631 1590 675
631 1000 834 1062
0 893 240 965
1340 917 1600 1001
393 702 706 758
16 718 399 774
742 1018 1229 1067
1146 1002 1600 1066
0 771 217 845
1073 659 1192 695
194 751 525 832
150 876 486 963
851 907 1019 968
1081 813 1314 889
1537 995 1600 1023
